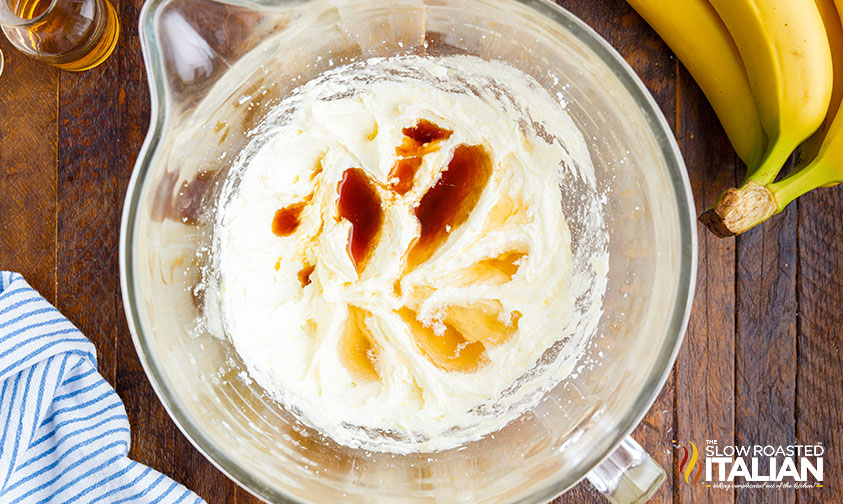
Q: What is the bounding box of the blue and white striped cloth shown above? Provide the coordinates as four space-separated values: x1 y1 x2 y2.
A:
0 272 205 503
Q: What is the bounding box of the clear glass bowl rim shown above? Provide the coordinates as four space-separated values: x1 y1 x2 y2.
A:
119 0 698 502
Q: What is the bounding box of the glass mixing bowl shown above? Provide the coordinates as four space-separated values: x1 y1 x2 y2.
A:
119 0 697 502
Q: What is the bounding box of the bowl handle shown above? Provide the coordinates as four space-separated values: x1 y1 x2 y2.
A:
586 436 666 504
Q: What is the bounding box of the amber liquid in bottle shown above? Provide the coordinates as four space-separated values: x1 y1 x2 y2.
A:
3 0 120 71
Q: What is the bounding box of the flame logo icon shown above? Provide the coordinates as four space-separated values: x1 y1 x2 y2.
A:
677 441 704 485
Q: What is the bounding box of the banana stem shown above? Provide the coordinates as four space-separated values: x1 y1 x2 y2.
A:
701 159 841 237
768 159 840 208
745 136 795 186
698 181 778 237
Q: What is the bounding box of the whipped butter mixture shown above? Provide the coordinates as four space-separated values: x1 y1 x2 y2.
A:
213 55 605 452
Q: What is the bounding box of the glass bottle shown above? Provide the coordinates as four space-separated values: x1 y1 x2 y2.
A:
0 0 119 71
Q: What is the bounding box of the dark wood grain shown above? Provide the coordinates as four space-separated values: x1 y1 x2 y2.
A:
235 479 264 502
796 189 843 504
172 439 238 504
0 0 840 502
735 199 797 504
0 38 58 302
55 52 121 383
674 61 737 504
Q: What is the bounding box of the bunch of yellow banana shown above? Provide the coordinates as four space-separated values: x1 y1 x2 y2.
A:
627 0 843 237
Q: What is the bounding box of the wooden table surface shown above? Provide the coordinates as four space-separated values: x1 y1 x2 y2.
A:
1 0 841 502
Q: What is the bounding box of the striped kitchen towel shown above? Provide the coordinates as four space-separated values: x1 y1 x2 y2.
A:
0 271 205 503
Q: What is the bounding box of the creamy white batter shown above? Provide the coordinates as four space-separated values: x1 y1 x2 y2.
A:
212 55 605 452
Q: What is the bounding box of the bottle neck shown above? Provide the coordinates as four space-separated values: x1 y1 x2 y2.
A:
0 0 57 28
